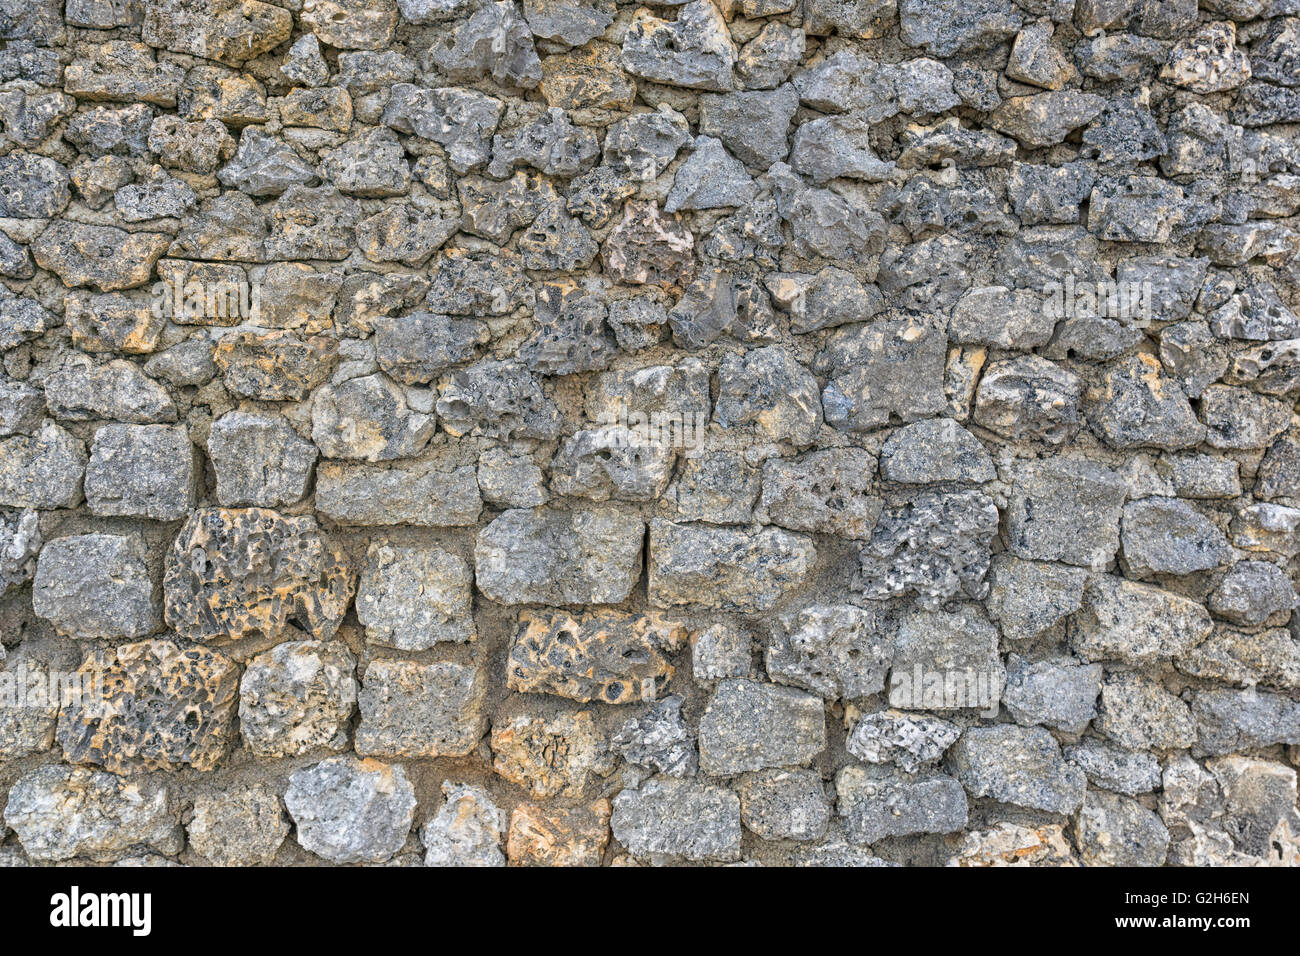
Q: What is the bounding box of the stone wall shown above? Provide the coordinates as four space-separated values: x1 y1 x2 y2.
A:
0 0 1299 867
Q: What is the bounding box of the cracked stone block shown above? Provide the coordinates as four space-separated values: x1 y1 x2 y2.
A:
285 756 416 864
3 765 181 863
356 659 487 758
507 608 686 704
57 638 239 773
84 423 197 520
33 533 158 640
239 640 357 758
163 507 356 645
698 678 826 775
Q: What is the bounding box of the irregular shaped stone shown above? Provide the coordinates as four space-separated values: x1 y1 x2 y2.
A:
856 490 999 608
383 83 502 174
300 0 398 50
1095 671 1196 751
3 765 180 863
1120 497 1230 577
508 609 685 705
1005 456 1127 568
208 411 317 508
1002 655 1102 734
602 106 690 181
239 640 358 757
766 603 892 700
611 695 697 778
32 222 169 292
57 638 239 773
285 757 416 864
946 822 1078 867
1076 791 1169 866
898 0 1021 56
974 356 1081 445
356 659 487 758
816 318 947 431
1065 739 1162 796
33 534 158 641
1191 687 1300 757
948 725 1087 814
423 782 505 867
649 519 816 613
985 556 1088 641
756 448 881 539
477 507 644 605
311 373 435 462
0 423 87 509
316 453 482 527
715 346 822 446
879 419 995 483
491 711 611 798
1200 385 1291 451
846 710 960 773
218 127 316 197
1072 575 1212 663
601 200 694 290
357 543 474 649
665 137 757 212
1161 20 1250 93
163 507 356 645
431 1 541 89
989 91 1106 148
737 768 830 842
214 331 337 400
187 784 288 867
436 360 561 440
620 1 735 92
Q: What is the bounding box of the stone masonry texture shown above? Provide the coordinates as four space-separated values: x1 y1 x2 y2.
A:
0 0 1299 869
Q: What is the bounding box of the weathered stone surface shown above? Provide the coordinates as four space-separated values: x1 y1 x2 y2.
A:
85 423 196 520
698 678 826 774
356 659 486 758
316 453 482 527
0 423 87 509
4 765 181 862
816 318 946 431
949 725 1087 814
620 1 735 92
57 639 239 772
285 756 416 864
1002 655 1102 734
1076 791 1169 867
32 222 169 292
974 356 1081 445
163 508 356 644
611 695 697 778
1065 739 1162 796
856 490 999 608
837 765 968 845
1072 574 1213 665
476 507 643 606
491 711 611 798
649 520 816 613
508 609 686 704
767 603 892 700
611 777 741 862
357 544 474 649
239 640 357 758
33 533 158 640
756 448 881 539
208 412 317 508
187 784 288 867
1005 457 1127 568
506 800 611 867
424 782 505 867
846 710 960 773
1096 671 1196 751
946 822 1077 867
